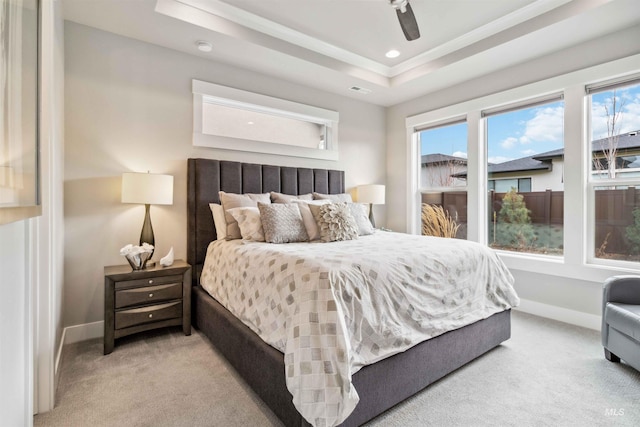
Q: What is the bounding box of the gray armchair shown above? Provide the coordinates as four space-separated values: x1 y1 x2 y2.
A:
602 275 640 371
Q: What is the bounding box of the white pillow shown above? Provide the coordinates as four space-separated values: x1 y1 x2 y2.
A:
349 203 374 236
293 199 331 241
270 191 313 203
219 191 271 240
227 207 265 242
312 192 353 203
209 203 227 240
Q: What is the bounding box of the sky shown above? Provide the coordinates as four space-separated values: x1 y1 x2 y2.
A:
420 84 640 164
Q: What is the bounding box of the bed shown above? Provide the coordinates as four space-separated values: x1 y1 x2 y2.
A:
187 158 517 427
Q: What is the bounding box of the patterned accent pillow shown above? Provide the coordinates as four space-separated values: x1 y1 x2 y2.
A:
348 203 374 236
312 192 353 203
219 192 271 240
258 203 309 244
227 207 265 242
309 202 359 242
270 191 313 203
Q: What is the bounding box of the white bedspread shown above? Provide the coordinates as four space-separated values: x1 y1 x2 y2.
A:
200 231 519 427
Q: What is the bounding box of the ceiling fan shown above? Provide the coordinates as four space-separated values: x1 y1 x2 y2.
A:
389 0 421 41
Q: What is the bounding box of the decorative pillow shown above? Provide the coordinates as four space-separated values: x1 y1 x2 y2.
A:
293 199 331 241
309 202 359 243
270 191 313 203
209 203 227 240
227 207 265 242
313 192 353 203
219 192 271 240
349 203 374 236
258 203 309 244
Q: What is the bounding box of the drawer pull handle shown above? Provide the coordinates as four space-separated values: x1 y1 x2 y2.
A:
148 280 153 284
149 293 154 298
148 314 153 319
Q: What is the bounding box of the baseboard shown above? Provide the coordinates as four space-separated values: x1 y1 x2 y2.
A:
59 320 103 347
515 298 601 331
54 328 66 377
54 321 103 376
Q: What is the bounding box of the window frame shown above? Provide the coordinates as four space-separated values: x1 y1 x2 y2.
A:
586 76 640 267
405 55 640 282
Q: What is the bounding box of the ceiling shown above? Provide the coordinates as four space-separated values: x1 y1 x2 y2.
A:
62 0 640 106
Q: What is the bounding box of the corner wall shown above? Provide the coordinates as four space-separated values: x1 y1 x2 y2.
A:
63 22 387 331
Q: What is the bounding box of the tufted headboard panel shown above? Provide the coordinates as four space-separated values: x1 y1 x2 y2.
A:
187 159 345 285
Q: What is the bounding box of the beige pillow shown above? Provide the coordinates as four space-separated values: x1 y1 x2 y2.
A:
258 203 309 244
313 192 353 203
270 191 313 203
349 203 374 236
219 191 271 240
227 207 265 242
209 203 227 240
309 202 359 243
293 199 331 241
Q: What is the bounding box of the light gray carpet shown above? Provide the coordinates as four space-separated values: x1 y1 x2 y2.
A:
35 311 640 427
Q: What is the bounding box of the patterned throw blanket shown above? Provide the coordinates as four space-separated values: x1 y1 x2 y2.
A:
200 232 519 427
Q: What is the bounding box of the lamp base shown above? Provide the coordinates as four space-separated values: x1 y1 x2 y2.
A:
368 203 376 228
140 203 155 259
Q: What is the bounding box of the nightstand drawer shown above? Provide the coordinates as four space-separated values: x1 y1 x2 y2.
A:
115 301 182 330
115 274 183 290
115 282 182 309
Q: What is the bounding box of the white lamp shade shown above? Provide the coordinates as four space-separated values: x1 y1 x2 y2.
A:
121 172 174 205
357 184 385 205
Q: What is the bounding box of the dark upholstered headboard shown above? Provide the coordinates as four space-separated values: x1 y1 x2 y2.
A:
187 159 345 286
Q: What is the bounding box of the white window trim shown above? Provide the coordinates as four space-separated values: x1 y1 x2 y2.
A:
405 53 640 281
192 80 339 161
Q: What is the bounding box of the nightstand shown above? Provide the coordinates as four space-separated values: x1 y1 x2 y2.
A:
104 259 191 354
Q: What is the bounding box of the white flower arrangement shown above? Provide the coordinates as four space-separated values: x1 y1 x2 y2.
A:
120 243 154 270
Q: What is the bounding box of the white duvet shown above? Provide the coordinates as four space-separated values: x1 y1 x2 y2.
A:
200 231 519 427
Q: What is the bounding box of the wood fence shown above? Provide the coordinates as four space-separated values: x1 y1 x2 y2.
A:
423 188 640 253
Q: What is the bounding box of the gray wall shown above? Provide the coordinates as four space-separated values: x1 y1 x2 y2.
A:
63 22 387 328
386 24 640 318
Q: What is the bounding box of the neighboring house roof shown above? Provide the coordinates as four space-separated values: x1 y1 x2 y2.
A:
421 153 467 165
451 130 640 178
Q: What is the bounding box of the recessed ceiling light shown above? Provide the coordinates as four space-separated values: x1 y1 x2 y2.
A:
349 86 372 95
385 49 400 58
196 40 213 52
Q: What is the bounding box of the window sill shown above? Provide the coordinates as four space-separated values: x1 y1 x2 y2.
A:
496 250 640 283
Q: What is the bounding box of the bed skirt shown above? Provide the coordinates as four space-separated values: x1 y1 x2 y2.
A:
193 285 511 426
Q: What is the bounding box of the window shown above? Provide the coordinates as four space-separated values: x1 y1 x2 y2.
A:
485 97 564 255
418 120 467 239
588 79 640 262
192 80 339 161
405 62 640 277
489 178 532 193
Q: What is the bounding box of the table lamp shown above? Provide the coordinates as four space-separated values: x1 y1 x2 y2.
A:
121 172 173 260
357 184 385 228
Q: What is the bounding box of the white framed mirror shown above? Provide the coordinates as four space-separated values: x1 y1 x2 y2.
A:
192 80 339 161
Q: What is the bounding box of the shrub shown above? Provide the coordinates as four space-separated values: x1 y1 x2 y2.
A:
421 204 460 238
495 188 535 249
625 207 640 254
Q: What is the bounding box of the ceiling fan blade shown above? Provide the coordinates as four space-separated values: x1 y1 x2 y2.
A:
396 2 420 41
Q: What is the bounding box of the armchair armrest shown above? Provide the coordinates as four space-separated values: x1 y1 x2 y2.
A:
602 275 640 346
603 275 640 305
